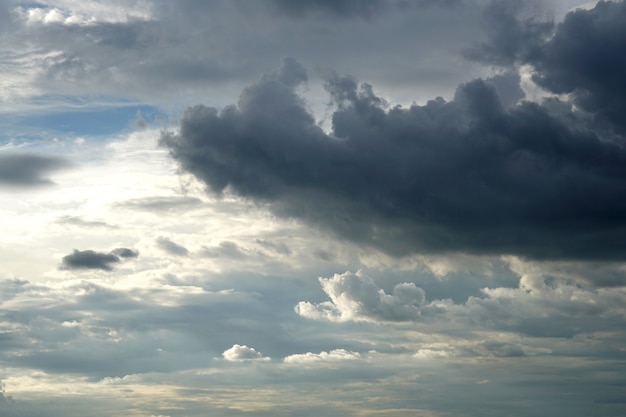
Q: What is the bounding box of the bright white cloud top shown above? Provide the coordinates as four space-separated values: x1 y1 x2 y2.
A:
1 1 626 417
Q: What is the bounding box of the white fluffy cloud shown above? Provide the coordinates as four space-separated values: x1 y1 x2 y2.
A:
283 349 361 364
222 344 269 362
295 270 425 322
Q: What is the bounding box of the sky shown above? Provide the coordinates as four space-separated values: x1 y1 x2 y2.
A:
1 0 626 416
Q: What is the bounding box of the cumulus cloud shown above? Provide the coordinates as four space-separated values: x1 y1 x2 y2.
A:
162 57 626 262
296 265 626 335
222 344 269 362
60 248 138 271
295 271 425 322
284 349 361 364
0 153 70 187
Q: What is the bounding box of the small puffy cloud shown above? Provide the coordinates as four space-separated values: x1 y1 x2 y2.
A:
284 349 361 364
60 248 138 271
155 237 189 257
0 152 71 187
222 344 269 362
295 270 425 322
60 249 120 271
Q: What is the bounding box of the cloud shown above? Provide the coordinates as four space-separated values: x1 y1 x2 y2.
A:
162 58 626 261
155 237 189 256
117 196 204 212
283 349 361 363
222 344 269 361
271 0 386 18
468 1 626 131
255 239 292 256
60 248 138 271
0 153 70 187
111 247 139 258
529 1 626 130
295 271 425 322
56 216 115 229
296 264 626 335
271 0 463 18
201 241 245 259
465 1 553 66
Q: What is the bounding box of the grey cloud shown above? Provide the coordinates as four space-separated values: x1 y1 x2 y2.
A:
483 71 526 108
56 216 115 229
271 0 386 18
529 1 626 130
155 236 189 256
467 1 626 132
162 59 626 262
481 341 526 357
0 153 70 187
255 239 292 255
271 0 462 18
465 0 553 66
117 196 204 212
60 248 138 271
202 241 246 259
60 250 120 271
7 0 487 108
111 248 139 258
314 249 336 262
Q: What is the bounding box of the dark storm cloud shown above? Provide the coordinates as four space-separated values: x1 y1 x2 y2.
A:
60 248 138 271
469 1 626 131
465 0 553 66
529 1 626 130
0 153 70 187
162 58 626 261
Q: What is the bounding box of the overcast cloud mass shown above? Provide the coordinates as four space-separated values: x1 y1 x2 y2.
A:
1 1 625 416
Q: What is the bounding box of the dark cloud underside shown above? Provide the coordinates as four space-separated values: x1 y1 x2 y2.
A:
530 1 626 130
0 153 70 186
470 1 626 130
162 52 626 261
60 248 138 271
